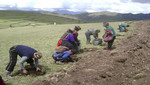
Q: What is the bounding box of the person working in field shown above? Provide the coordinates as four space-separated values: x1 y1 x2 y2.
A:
72 26 81 51
6 45 42 79
118 23 128 32
53 27 81 64
52 46 74 64
54 29 76 64
103 22 116 50
85 28 100 44
57 29 78 54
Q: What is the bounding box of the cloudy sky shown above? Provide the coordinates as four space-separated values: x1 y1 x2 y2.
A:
0 0 150 14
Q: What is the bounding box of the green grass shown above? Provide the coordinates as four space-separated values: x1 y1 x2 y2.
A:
0 10 82 29
0 21 135 85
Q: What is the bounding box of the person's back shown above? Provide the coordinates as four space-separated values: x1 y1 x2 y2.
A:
85 28 100 44
106 26 116 37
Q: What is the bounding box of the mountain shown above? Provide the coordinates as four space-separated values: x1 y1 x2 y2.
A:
53 9 84 15
74 11 150 22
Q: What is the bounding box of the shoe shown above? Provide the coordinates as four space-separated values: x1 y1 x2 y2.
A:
103 48 111 50
6 75 12 79
106 48 111 50
6 71 12 79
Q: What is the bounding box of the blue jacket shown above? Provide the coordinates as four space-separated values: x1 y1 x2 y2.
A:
15 45 37 58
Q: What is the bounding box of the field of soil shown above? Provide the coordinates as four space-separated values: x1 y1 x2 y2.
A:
31 20 150 85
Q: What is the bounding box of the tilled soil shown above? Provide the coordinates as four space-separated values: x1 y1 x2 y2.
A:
31 20 150 85
12 65 46 77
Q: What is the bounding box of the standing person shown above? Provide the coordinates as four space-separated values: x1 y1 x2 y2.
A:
6 45 42 79
103 22 116 50
85 28 100 44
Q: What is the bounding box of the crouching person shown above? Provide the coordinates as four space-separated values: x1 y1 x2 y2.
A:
6 45 42 79
52 46 73 64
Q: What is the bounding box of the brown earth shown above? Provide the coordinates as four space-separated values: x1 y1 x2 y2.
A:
31 20 150 85
12 65 46 77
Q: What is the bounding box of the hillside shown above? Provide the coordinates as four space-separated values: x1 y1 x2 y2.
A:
74 11 150 22
0 10 82 29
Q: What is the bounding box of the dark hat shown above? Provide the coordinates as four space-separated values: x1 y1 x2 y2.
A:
74 26 81 31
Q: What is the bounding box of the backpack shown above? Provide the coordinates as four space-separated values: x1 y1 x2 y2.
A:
103 30 114 42
61 32 70 40
55 46 69 53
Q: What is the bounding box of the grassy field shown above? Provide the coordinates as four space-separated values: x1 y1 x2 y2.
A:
0 10 82 29
0 21 135 85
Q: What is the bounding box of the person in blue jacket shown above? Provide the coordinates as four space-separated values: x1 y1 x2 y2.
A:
119 23 127 32
6 45 42 79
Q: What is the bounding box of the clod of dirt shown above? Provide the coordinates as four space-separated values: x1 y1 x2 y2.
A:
82 48 98 52
134 73 147 80
115 57 127 63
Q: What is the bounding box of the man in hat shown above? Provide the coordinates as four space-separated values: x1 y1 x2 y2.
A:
6 45 42 79
85 28 100 44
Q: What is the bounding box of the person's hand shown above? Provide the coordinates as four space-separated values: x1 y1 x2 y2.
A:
22 69 28 74
36 67 41 72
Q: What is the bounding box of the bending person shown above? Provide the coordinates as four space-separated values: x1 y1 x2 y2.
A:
85 28 100 44
6 45 42 79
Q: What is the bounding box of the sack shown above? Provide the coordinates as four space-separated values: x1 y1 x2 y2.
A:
93 38 103 45
55 46 69 53
103 30 114 42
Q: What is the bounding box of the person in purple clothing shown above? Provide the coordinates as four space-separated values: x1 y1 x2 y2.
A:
59 29 78 54
5 45 42 79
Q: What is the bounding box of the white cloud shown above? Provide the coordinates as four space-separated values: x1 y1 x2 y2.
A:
0 0 149 13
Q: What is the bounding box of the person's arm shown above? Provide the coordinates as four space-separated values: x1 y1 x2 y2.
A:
69 34 75 42
34 58 40 71
19 56 28 69
34 58 39 67
19 56 28 74
93 31 98 39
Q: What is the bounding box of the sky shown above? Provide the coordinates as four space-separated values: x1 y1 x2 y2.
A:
0 0 150 14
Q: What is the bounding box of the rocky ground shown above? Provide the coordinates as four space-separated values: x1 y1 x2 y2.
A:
31 20 150 85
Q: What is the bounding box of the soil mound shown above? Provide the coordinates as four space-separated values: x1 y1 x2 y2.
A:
31 20 150 85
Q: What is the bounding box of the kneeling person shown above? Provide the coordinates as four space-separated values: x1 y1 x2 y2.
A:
52 46 73 64
6 45 42 79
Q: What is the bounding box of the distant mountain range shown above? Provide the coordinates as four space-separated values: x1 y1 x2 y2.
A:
73 11 150 22
0 9 150 24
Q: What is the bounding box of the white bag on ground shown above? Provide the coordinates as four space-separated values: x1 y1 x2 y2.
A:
92 38 103 45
